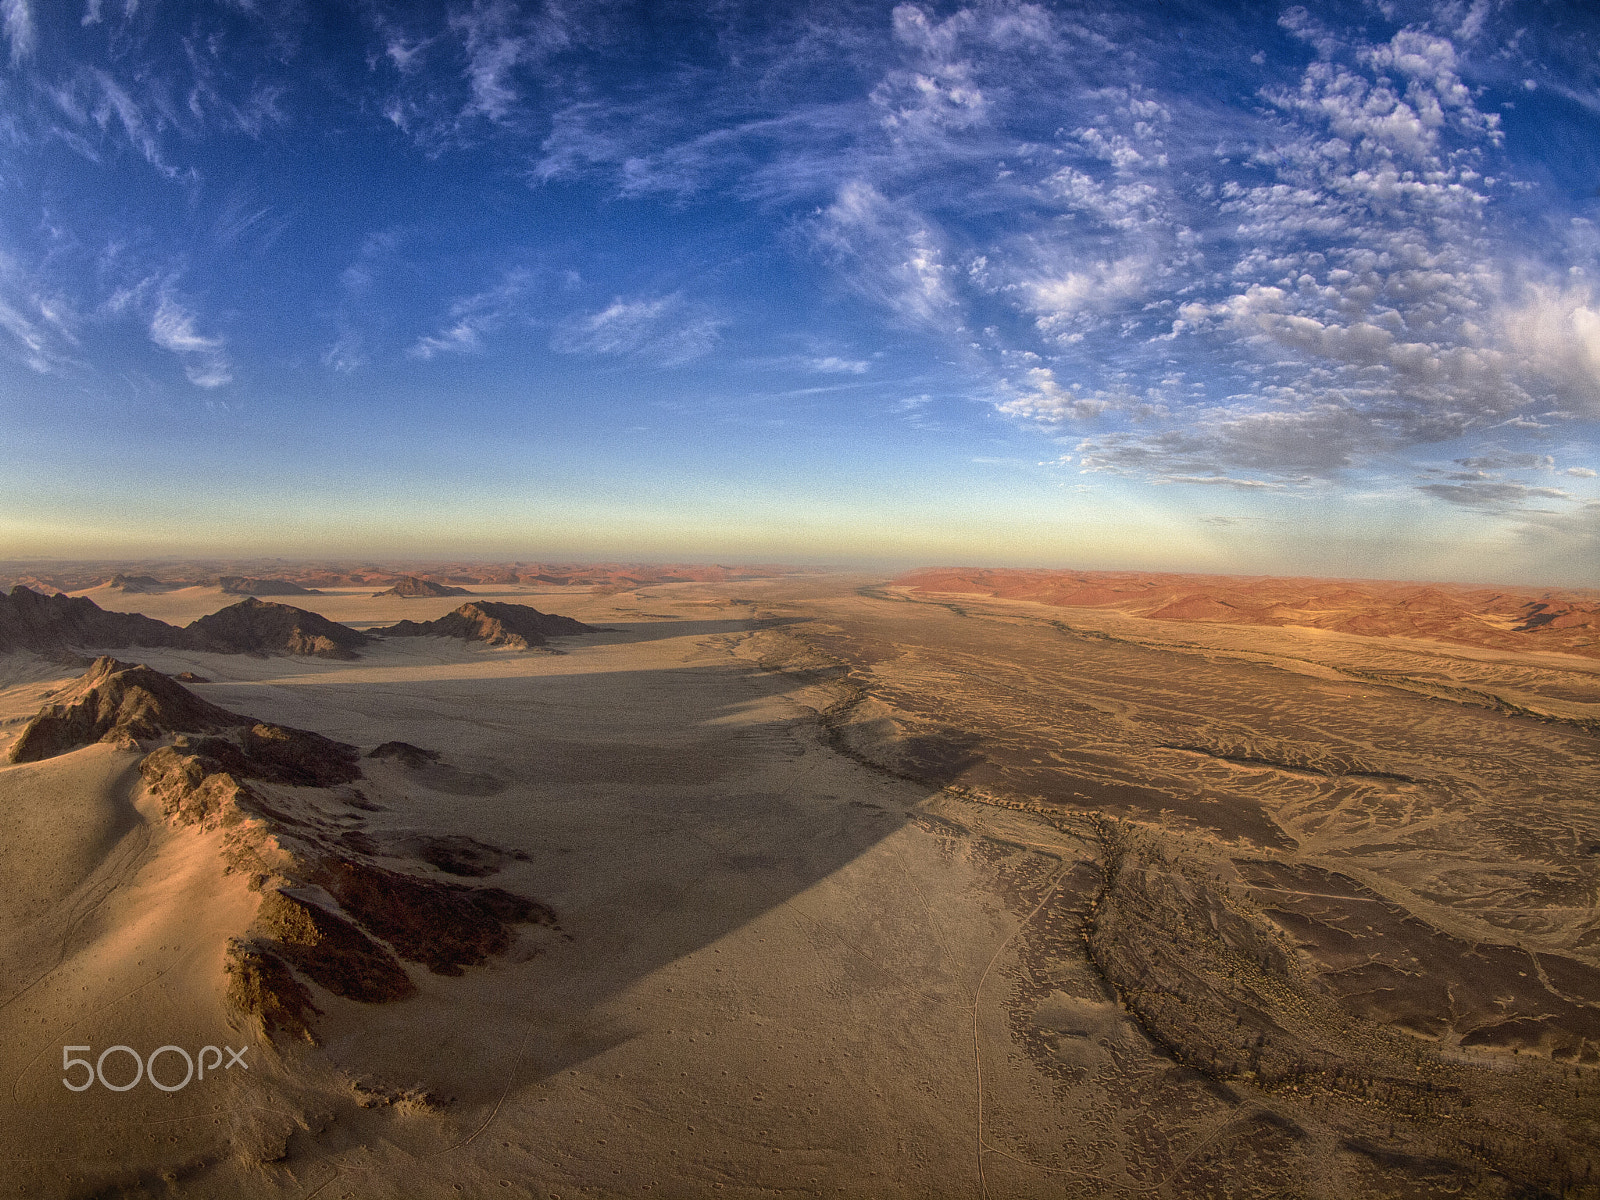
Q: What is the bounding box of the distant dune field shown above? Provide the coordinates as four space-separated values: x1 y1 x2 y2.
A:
896 566 1600 658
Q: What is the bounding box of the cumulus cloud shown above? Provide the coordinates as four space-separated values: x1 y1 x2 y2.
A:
1024 258 1152 344
1500 284 1600 415
552 294 724 366
150 297 231 387
995 367 1116 421
988 4 1588 500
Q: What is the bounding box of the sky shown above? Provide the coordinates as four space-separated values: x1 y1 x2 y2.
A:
0 0 1598 584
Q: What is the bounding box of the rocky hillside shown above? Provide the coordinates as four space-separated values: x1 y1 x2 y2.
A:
187 598 371 659
373 601 595 650
0 586 191 655
7 658 551 1044
0 589 374 661
218 576 322 596
370 576 470 599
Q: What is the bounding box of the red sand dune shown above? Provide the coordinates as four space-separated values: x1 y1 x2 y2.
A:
895 567 1600 658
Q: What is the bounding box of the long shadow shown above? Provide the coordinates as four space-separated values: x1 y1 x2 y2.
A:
341 618 803 646
574 616 804 644
115 647 927 1099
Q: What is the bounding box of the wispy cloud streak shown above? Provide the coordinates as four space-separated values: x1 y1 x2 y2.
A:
149 296 230 387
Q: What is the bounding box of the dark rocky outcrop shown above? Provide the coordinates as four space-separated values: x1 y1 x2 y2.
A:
218 576 322 596
186 598 370 659
373 601 595 650
5 658 551 1046
5 658 365 791
104 574 182 593
370 576 470 599
6 657 244 761
224 939 323 1045
310 857 549 976
0 588 368 661
0 585 190 655
390 832 529 878
367 741 441 768
249 889 416 1004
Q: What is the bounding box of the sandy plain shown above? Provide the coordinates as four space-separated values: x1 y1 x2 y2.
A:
0 573 1596 1198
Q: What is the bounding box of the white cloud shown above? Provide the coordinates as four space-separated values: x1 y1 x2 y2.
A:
1500 284 1600 416
1447 0 1491 42
0 249 82 376
0 298 57 373
323 331 364 374
814 180 956 329
995 367 1115 421
407 271 530 361
409 319 482 360
89 69 177 177
805 355 869 374
1156 474 1288 491
451 0 530 122
150 297 231 387
552 294 724 366
3 0 34 64
1417 479 1572 508
374 0 573 148
871 64 988 142
1025 257 1151 342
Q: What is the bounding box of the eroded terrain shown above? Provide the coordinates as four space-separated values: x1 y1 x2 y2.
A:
0 573 1594 1198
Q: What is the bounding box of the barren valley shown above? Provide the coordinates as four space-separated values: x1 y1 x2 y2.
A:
0 568 1596 1198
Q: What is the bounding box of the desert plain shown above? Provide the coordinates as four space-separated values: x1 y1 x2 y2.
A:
0 565 1597 1199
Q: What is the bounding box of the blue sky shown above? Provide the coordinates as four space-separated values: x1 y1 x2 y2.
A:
1 0 1597 583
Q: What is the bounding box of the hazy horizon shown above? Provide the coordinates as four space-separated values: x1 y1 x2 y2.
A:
2 1 1598 585
4 553 1598 595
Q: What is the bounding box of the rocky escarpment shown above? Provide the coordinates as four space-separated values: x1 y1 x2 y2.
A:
0 585 191 655
373 601 595 650
186 598 371 659
10 658 551 1045
370 576 470 599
